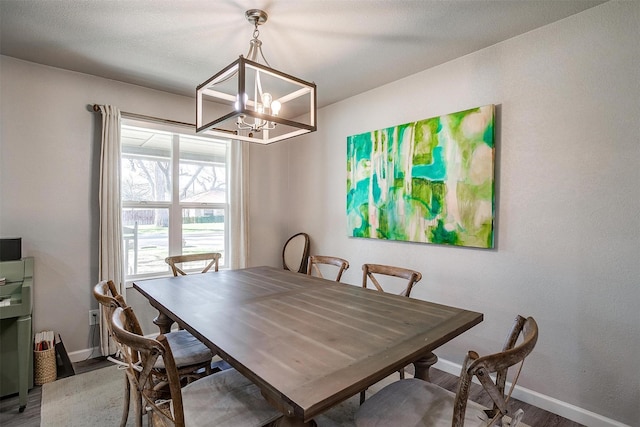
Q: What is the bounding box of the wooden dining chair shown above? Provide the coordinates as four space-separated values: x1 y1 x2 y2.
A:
93 281 213 427
165 252 221 276
360 263 423 403
355 315 539 427
361 263 422 297
92 280 131 427
307 255 350 282
282 232 310 273
110 306 282 427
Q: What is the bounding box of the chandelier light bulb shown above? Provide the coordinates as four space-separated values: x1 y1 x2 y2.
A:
261 93 272 109
271 100 281 116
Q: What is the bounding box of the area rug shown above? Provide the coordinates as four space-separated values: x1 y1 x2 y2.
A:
40 364 371 427
41 365 136 427
41 365 529 427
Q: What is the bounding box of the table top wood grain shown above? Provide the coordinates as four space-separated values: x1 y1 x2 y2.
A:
134 266 483 423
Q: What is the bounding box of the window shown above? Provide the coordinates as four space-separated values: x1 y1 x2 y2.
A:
121 120 229 280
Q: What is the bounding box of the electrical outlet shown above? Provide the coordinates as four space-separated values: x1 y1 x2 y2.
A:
89 309 99 326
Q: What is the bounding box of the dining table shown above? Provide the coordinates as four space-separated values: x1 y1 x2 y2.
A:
133 266 483 427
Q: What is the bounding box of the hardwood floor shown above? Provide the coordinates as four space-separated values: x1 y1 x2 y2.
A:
1 358 584 426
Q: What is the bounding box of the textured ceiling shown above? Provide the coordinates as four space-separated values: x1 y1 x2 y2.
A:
0 0 605 108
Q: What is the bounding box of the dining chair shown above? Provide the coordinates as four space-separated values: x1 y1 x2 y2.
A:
307 255 350 282
282 232 310 273
355 315 539 427
93 280 213 427
360 263 423 403
92 280 131 427
361 263 422 297
110 306 282 427
165 252 221 276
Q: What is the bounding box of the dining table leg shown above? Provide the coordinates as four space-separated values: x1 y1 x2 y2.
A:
153 310 174 334
413 351 439 382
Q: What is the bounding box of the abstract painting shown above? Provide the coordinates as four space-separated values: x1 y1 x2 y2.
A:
347 104 495 248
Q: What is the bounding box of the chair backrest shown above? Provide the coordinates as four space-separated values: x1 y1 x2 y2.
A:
453 315 539 427
111 306 185 427
93 280 128 332
307 255 350 282
282 232 310 273
361 263 422 297
93 280 127 310
165 252 221 276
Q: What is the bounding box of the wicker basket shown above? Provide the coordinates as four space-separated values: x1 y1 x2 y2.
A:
34 348 57 385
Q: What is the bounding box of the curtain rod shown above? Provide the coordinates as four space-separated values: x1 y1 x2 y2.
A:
92 104 194 128
92 104 236 135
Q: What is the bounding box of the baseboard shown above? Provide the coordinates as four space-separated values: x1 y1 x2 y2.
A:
435 359 631 427
67 346 101 363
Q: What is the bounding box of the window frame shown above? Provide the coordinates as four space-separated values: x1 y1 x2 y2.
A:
120 117 230 285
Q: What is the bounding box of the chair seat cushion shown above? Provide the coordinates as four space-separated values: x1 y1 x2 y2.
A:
182 368 282 426
154 329 212 369
355 378 489 427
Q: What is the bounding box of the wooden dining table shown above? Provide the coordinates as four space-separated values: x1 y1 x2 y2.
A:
133 266 483 427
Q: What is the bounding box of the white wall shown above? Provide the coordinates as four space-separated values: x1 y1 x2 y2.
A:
269 2 639 426
248 142 290 267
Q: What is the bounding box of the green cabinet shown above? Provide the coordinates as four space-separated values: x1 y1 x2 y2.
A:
0 257 34 412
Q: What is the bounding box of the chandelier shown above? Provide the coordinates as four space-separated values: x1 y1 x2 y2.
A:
196 9 317 144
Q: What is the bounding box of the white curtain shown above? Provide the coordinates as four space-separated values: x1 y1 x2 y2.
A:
97 105 124 355
229 140 249 269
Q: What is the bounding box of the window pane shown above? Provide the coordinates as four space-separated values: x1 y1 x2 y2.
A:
120 120 231 281
179 136 227 203
123 208 169 275
182 208 226 268
121 126 172 202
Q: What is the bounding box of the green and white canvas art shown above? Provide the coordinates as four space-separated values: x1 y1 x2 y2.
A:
347 104 495 248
